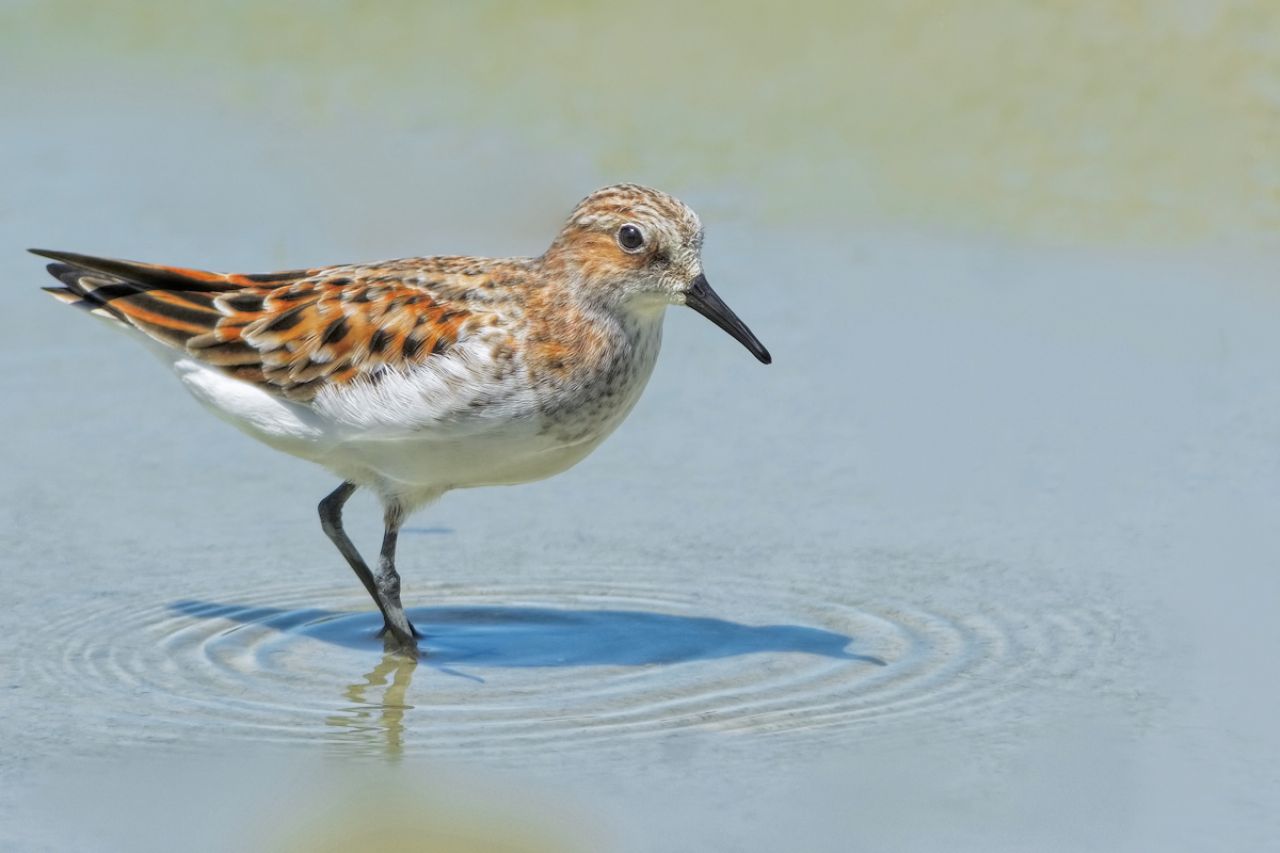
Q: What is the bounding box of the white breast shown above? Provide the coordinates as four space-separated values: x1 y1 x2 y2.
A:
167 308 667 501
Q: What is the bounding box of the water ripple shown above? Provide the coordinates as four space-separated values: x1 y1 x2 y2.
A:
27 573 1134 757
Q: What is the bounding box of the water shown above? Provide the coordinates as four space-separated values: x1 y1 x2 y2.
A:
36 569 1137 757
2 3 1279 851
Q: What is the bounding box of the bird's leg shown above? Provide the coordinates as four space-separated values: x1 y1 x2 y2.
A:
376 500 421 645
318 482 392 629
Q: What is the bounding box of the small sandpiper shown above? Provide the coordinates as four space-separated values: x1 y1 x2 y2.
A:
35 184 771 654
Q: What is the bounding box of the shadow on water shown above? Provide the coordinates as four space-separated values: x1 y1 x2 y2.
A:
169 600 886 758
169 599 886 669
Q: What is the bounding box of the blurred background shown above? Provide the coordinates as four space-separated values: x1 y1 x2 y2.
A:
2 2 1278 851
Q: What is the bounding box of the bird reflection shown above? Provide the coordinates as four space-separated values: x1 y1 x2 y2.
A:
325 644 418 760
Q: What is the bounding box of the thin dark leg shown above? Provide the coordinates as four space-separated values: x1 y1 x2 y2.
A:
318 482 391 627
375 501 421 643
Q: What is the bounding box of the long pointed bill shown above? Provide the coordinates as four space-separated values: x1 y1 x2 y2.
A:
684 274 772 364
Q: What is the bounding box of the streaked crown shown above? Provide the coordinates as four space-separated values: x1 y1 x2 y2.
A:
543 183 705 306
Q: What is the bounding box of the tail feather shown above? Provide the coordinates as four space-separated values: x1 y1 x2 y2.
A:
41 262 135 324
43 285 84 306
30 248 244 293
34 249 242 346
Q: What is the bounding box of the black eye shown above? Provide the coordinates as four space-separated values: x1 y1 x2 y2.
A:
617 223 645 252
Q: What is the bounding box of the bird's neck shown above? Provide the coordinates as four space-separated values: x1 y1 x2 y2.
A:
523 270 665 393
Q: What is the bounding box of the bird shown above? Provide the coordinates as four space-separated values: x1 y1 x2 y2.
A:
34 183 771 655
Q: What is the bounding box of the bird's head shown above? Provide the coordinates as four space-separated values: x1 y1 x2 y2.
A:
544 183 771 364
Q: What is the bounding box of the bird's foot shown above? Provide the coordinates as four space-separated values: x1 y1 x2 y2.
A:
378 627 420 659
376 619 423 640
377 615 423 658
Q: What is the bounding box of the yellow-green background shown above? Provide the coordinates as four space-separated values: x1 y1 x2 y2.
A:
7 0 1277 244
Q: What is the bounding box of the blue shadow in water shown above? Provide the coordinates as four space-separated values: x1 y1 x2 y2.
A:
170 600 886 668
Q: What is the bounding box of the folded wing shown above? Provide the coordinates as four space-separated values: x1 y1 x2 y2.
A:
35 249 479 403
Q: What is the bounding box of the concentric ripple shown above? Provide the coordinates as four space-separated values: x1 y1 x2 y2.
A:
26 570 1137 757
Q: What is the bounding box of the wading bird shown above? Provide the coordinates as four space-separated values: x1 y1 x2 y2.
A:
36 184 770 654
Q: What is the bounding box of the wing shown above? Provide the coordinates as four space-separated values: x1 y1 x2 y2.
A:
34 249 494 403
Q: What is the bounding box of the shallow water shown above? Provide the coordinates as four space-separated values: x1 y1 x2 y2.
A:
3 4 1280 851
36 568 1136 759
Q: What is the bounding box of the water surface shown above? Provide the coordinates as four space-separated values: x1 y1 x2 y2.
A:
2 4 1278 851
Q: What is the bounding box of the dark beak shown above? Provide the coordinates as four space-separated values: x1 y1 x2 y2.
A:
684 274 772 364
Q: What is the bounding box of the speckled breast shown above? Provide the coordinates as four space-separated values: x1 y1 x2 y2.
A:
537 310 665 448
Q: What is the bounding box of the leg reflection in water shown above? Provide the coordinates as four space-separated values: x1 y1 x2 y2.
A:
326 648 418 760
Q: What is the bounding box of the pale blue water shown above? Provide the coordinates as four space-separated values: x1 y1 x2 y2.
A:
2 6 1279 852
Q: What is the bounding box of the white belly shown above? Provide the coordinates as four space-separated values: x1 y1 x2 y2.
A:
332 427 611 492
168 309 664 503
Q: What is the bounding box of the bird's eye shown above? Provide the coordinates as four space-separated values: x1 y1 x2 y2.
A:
617 223 646 253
